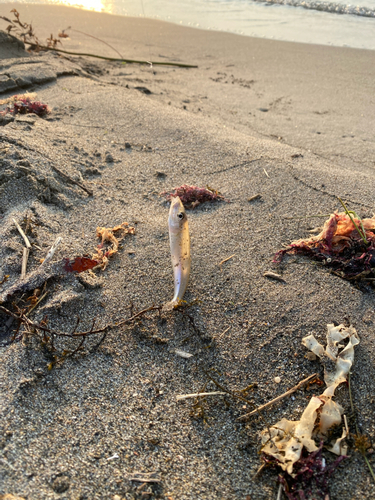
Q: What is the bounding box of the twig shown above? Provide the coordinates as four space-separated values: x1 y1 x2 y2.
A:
26 290 48 316
41 237 62 267
176 391 226 401
51 165 93 196
263 168 269 178
25 42 198 68
237 373 317 421
21 247 30 279
218 254 235 270
12 218 31 249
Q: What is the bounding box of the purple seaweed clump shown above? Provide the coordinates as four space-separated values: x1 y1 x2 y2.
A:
160 184 229 209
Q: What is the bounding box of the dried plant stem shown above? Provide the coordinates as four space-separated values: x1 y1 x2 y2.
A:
21 247 30 279
13 218 31 249
68 27 124 59
177 391 226 401
218 254 235 270
237 373 317 421
51 165 93 196
26 43 198 68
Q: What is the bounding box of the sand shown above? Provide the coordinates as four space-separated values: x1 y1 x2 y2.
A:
0 5 375 500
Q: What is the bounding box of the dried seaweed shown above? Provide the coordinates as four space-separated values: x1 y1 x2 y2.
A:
92 222 135 269
275 211 375 282
0 94 51 117
160 184 229 209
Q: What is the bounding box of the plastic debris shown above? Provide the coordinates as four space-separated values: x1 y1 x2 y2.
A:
261 323 359 482
160 184 229 209
274 211 375 282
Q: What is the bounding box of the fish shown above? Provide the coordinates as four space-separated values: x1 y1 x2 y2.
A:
166 196 191 309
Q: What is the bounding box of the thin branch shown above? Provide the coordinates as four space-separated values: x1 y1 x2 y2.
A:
21 247 30 279
237 373 317 421
176 391 226 401
13 218 31 249
218 254 235 270
51 165 93 196
25 42 198 68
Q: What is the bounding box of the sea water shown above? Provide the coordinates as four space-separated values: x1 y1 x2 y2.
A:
3 0 375 50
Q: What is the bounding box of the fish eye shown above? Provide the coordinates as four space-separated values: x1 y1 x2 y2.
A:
177 212 184 219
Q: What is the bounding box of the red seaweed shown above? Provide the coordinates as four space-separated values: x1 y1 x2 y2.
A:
160 184 229 209
64 257 99 273
263 444 346 500
0 95 51 117
275 212 375 282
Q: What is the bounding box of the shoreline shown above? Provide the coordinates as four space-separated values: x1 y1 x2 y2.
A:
2 0 375 51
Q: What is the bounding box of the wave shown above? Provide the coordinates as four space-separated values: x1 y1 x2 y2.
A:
250 0 375 18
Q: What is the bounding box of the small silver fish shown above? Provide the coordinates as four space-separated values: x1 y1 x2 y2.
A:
166 196 191 308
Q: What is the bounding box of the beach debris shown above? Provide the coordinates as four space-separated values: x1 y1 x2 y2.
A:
248 193 262 202
51 165 93 196
264 271 285 283
64 257 99 273
259 323 359 498
13 218 32 279
176 391 226 401
275 210 375 283
0 93 50 117
218 254 235 270
160 184 229 209
127 472 161 483
174 349 194 358
237 373 317 421
163 197 191 310
92 222 135 270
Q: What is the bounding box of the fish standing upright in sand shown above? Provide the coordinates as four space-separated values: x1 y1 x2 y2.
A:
166 196 191 309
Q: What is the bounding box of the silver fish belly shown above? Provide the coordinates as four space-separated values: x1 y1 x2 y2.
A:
168 196 191 307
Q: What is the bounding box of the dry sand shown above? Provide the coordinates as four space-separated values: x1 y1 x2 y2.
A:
0 5 375 500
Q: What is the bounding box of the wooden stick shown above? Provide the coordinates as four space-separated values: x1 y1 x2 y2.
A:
237 373 317 421
21 247 30 279
51 165 93 196
176 391 226 401
218 254 235 270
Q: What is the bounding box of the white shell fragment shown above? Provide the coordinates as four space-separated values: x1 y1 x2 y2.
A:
261 323 359 473
174 349 194 359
